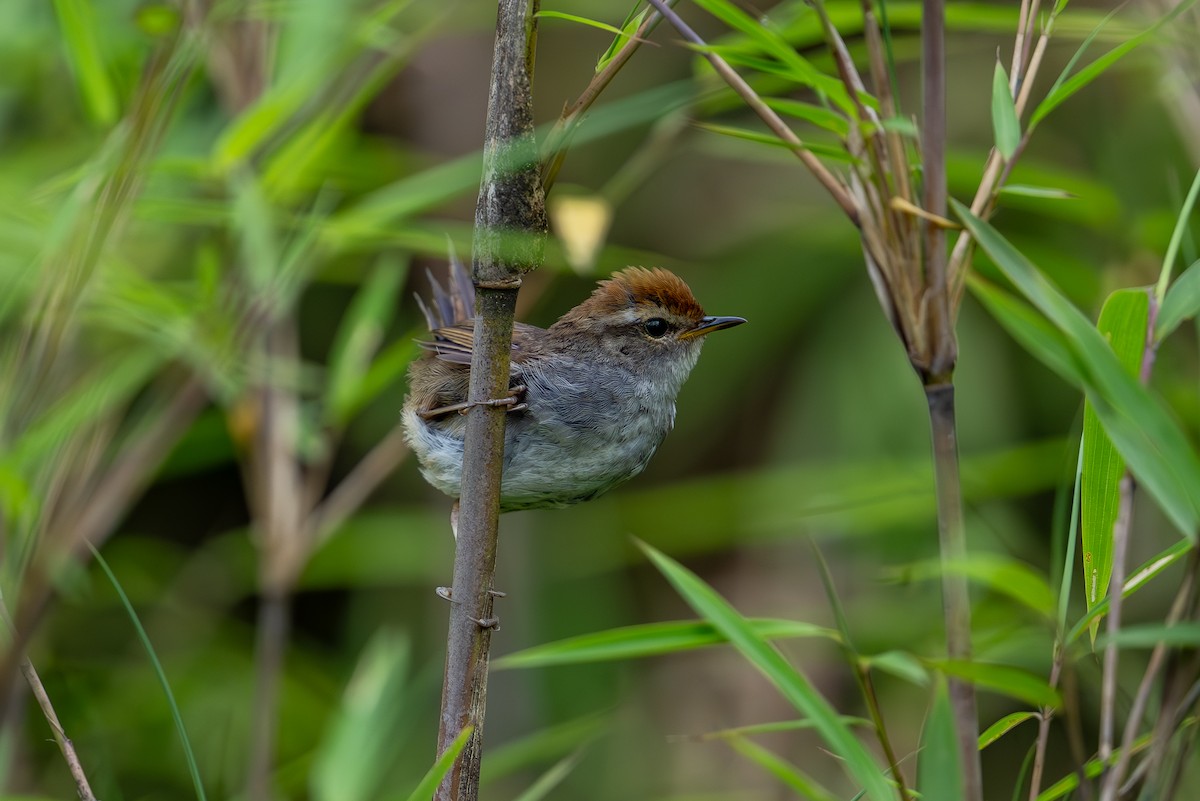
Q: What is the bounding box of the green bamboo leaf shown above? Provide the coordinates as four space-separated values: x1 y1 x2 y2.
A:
762 97 850 137
917 678 962 801
898 554 1055 619
695 717 873 740
934 661 1061 708
596 4 648 73
1097 622 1200 649
693 122 855 162
690 0 858 116
968 275 1084 386
1158 260 1200 342
325 256 408 425
494 618 838 670
727 736 840 801
998 185 1077 200
955 201 1200 540
52 0 119 125
1081 288 1149 643
978 712 1039 750
1030 0 1197 128
991 62 1020 160
639 543 891 800
398 726 473 801
863 651 930 687
1068 539 1193 643
311 631 411 801
537 10 632 37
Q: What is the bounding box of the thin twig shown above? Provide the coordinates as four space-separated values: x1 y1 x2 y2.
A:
20 658 98 801
1029 649 1065 801
435 1 548 799
859 666 913 801
4 593 98 801
643 0 860 225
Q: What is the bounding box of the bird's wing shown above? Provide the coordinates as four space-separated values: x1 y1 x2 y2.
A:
420 321 544 366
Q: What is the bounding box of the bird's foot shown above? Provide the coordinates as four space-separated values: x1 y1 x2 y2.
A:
473 617 500 630
417 385 527 420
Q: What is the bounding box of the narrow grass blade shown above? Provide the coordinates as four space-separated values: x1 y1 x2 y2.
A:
978 712 1039 750
917 679 962 801
727 736 840 801
90 545 207 801
494 618 837 669
639 543 891 800
991 61 1020 160
955 202 1200 540
52 0 119 125
398 726 472 801
1081 289 1149 642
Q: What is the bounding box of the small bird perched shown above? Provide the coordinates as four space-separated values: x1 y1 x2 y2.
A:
402 261 745 513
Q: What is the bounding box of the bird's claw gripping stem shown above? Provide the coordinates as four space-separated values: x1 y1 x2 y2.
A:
418 385 527 420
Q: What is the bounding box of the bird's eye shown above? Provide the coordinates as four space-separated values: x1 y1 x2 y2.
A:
644 318 670 338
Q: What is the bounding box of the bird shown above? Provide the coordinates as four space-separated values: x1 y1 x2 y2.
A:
402 259 745 514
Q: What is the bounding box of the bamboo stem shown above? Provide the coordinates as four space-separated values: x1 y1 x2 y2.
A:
434 1 547 798
925 385 982 801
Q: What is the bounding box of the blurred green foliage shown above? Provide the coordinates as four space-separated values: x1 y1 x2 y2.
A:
2 0 1200 799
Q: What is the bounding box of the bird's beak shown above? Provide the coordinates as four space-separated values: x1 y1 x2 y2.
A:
679 315 747 340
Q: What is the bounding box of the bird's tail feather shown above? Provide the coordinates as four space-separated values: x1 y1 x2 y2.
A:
415 243 476 331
